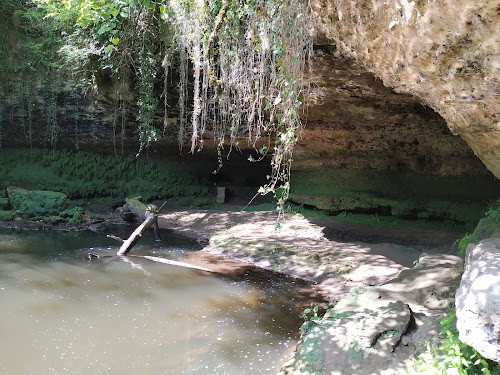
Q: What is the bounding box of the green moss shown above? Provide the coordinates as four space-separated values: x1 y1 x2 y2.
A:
347 340 364 360
0 197 9 210
0 210 14 221
469 199 500 243
7 186 68 217
296 322 326 375
126 197 148 212
0 148 211 202
289 168 500 230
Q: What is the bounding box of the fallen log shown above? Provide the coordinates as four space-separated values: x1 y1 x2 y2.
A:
103 201 213 272
135 255 212 272
116 204 157 256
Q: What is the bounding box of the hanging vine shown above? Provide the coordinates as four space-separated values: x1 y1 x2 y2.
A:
36 0 315 215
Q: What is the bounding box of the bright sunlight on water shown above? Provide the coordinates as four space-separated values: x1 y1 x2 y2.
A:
0 227 317 375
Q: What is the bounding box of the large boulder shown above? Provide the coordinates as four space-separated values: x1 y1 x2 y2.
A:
279 254 464 374
455 238 500 362
279 288 412 375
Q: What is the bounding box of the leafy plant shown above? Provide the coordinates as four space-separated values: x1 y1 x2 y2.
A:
301 302 334 322
412 309 500 375
453 233 470 258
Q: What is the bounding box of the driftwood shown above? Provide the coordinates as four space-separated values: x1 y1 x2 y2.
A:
118 205 156 255
107 204 158 256
103 201 212 272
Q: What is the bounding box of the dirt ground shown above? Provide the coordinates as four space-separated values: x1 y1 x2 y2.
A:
157 209 463 301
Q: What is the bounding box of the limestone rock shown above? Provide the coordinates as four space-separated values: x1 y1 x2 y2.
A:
216 187 226 204
122 197 148 221
377 254 464 316
455 238 500 362
279 288 412 375
279 254 465 374
312 0 500 178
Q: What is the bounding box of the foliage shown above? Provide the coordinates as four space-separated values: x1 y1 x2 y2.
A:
412 310 500 375
0 0 74 149
301 302 333 322
453 233 470 258
7 186 68 217
0 210 15 221
468 198 500 244
0 148 209 201
32 0 315 215
452 198 500 257
0 197 9 210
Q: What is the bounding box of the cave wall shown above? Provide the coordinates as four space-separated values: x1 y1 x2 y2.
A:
1 2 499 224
1 45 490 177
311 0 500 178
296 46 488 176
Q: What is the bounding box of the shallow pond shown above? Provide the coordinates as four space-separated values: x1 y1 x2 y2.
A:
0 227 321 374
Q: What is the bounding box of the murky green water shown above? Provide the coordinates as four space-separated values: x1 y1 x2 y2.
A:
0 227 315 374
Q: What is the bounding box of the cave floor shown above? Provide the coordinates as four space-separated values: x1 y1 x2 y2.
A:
157 208 463 301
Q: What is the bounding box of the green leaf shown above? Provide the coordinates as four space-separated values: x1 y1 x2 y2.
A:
440 317 454 325
304 308 311 314
97 25 107 35
111 37 120 45
439 323 455 334
160 5 166 13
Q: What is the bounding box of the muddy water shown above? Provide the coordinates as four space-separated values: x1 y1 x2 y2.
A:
0 227 322 375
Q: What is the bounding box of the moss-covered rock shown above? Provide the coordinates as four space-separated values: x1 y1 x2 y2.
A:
279 287 412 375
289 168 500 230
0 210 14 221
0 197 9 210
469 199 500 244
7 186 68 217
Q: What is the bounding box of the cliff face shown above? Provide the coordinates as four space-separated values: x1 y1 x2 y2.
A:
295 47 487 176
311 0 500 178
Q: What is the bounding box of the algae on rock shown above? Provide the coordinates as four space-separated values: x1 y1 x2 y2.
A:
7 186 68 217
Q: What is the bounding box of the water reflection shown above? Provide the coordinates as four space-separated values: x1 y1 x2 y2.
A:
0 228 323 374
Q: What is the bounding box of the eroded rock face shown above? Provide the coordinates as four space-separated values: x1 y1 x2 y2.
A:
456 239 500 362
279 254 464 374
297 48 487 176
279 288 412 375
312 0 500 178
